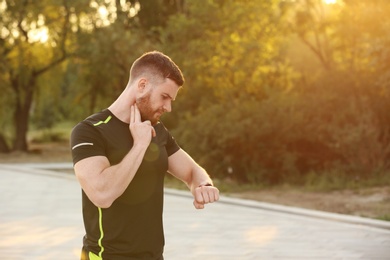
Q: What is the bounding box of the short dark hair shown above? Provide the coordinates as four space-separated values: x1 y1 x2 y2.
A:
130 51 185 86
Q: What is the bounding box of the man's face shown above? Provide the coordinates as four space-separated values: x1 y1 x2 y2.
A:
136 78 180 125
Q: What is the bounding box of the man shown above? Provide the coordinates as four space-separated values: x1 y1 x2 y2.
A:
70 51 219 260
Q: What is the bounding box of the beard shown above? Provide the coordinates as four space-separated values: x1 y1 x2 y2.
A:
136 91 163 125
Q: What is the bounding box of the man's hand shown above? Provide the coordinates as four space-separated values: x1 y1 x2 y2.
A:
193 185 220 209
130 104 156 147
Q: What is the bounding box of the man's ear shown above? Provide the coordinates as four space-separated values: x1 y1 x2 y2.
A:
137 78 147 93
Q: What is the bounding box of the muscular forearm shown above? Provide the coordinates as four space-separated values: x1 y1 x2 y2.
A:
77 143 149 209
188 166 213 193
167 149 219 209
190 166 219 210
97 103 154 207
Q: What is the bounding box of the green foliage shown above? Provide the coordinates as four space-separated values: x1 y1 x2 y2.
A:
160 0 390 185
30 130 67 143
162 0 289 98
1 0 389 188
71 24 158 117
161 0 300 183
377 215 390 222
136 0 184 32
0 0 88 150
30 121 73 143
173 91 302 183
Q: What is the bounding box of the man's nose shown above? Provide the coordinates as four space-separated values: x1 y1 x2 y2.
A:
163 101 172 113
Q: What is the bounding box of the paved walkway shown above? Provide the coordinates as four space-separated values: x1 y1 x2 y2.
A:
0 163 389 259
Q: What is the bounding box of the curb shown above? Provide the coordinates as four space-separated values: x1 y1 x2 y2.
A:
0 163 76 181
164 188 390 231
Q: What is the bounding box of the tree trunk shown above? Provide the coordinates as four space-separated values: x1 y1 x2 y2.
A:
12 76 35 152
12 104 30 151
0 133 10 153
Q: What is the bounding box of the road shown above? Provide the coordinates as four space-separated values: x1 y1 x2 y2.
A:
0 163 389 259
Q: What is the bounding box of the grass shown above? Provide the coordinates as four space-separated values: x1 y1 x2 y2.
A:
303 168 390 192
29 121 74 143
377 215 390 221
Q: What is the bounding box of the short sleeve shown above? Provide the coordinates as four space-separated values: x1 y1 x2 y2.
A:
165 130 180 157
70 122 106 164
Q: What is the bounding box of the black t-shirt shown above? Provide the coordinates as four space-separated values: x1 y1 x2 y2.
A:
70 109 180 259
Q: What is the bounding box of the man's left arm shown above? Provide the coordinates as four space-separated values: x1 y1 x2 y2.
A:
168 149 219 209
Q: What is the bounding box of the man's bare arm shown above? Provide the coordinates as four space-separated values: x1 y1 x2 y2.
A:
168 149 219 209
74 105 155 208
74 143 147 208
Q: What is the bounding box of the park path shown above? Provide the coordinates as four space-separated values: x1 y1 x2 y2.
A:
0 163 389 259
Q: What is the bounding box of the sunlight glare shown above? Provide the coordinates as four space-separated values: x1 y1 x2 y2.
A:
245 226 278 246
0 1 7 12
324 0 337 4
28 27 49 43
98 6 109 17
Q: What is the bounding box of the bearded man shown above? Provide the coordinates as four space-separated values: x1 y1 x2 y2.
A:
70 51 219 260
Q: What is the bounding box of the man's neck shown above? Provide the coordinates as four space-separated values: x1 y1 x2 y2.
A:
108 91 135 124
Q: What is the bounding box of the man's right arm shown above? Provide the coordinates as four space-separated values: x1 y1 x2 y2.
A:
73 105 155 208
74 142 148 208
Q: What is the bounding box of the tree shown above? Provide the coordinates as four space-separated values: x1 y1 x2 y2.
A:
287 0 390 177
160 0 296 182
136 0 185 32
159 0 390 185
0 0 76 151
0 0 187 152
68 1 158 118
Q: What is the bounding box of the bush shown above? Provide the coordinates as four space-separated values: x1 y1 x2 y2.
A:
174 91 305 184
173 88 390 186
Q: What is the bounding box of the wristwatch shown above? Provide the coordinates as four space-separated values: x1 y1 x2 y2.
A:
199 182 213 187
